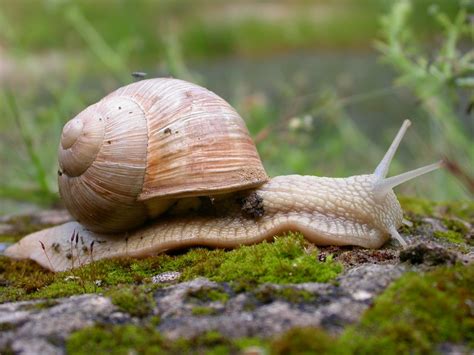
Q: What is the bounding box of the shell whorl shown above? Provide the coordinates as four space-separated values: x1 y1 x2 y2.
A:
58 78 268 233
58 96 150 233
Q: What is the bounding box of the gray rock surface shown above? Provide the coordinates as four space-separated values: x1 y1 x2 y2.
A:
0 295 131 354
0 264 405 354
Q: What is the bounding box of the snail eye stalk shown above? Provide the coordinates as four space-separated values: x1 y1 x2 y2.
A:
372 119 442 200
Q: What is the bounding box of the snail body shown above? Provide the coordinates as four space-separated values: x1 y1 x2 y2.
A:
5 79 441 272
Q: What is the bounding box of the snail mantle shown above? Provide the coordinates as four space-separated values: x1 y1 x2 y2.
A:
5 78 442 272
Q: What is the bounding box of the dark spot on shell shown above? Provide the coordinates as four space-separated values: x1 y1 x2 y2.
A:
164 128 172 134
129 111 132 114
57 170 63 176
118 106 122 110
99 117 102 121
240 192 264 219
175 131 179 134
52 243 61 253
107 140 111 144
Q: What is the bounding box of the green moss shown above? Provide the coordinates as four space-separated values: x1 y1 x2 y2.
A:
271 327 336 354
434 218 470 244
399 196 435 216
0 323 17 332
443 218 469 234
440 201 474 223
1 215 55 240
107 286 154 318
186 287 229 304
204 234 342 291
150 315 161 327
20 299 59 311
433 230 465 244
191 306 217 316
398 197 473 246
338 263 474 353
0 257 55 302
0 344 14 355
269 264 474 353
399 197 474 223
65 264 474 353
67 325 267 355
254 286 317 304
0 235 18 243
0 233 342 303
66 324 164 355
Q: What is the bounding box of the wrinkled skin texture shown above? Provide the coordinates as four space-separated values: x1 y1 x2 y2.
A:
5 174 402 272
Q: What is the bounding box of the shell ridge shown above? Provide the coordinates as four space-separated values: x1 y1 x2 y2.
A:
110 95 152 205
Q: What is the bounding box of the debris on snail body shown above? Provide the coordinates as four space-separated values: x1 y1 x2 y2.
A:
5 78 442 272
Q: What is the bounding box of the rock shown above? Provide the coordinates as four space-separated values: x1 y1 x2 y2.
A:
399 243 458 266
0 223 15 235
10 338 62 355
155 264 405 339
0 264 406 353
1 198 472 353
437 342 472 355
0 209 72 237
0 295 130 355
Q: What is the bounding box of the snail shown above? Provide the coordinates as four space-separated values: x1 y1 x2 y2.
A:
5 78 442 272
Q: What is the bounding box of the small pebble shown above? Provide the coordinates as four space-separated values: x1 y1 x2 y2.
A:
152 271 181 284
352 290 372 301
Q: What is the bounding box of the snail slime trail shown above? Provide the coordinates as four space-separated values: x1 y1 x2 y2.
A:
4 79 442 272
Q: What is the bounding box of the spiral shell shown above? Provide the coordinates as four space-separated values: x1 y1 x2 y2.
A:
58 78 268 233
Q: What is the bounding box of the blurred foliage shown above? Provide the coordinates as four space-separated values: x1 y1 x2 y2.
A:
377 0 474 196
0 0 471 211
0 0 461 62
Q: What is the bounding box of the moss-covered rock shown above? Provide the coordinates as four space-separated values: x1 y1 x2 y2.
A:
1 198 473 353
186 286 229 304
0 233 342 303
107 286 154 318
63 264 474 354
338 263 474 353
66 326 267 355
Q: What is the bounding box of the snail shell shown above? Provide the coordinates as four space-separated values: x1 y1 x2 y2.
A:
58 78 268 233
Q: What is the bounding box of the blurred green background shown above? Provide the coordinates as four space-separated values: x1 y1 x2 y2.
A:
0 0 472 214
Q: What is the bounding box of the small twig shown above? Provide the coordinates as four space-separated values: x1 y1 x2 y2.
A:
443 156 474 194
67 230 87 293
39 241 54 271
89 241 98 293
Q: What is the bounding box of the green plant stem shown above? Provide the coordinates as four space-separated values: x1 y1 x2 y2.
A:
4 89 53 200
65 6 129 82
